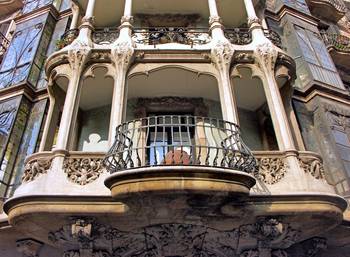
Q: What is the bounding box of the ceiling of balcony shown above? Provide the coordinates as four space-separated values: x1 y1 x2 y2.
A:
0 0 22 17
75 0 248 28
127 67 220 101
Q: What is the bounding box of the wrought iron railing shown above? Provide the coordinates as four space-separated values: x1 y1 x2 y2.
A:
104 115 257 173
92 27 119 44
0 32 10 60
132 27 211 46
321 31 350 53
56 29 79 50
264 29 283 48
224 28 252 45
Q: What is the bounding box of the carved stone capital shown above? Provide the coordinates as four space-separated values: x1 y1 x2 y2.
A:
248 17 261 27
120 15 134 24
111 41 134 71
81 16 95 26
68 49 90 73
209 15 223 26
211 40 234 71
16 239 43 257
255 42 278 73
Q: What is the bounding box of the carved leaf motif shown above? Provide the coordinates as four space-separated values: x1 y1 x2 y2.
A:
240 249 259 257
255 157 287 184
63 158 105 185
299 158 325 179
22 158 52 182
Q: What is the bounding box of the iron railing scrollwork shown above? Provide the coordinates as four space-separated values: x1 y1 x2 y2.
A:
132 27 211 46
92 27 120 45
104 115 257 173
263 29 283 48
224 28 252 45
321 31 350 53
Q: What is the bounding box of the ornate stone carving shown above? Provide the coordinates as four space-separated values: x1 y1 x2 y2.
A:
120 15 134 24
299 157 325 179
211 40 234 70
63 158 105 185
224 28 253 45
247 17 261 27
16 239 43 257
255 157 288 184
255 42 278 72
92 28 120 45
111 41 134 70
134 97 208 118
209 15 223 26
68 49 90 72
233 52 255 64
301 237 327 257
22 158 52 182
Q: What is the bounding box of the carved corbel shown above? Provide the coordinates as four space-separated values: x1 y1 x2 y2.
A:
68 48 90 74
255 43 278 74
211 40 234 72
111 41 134 73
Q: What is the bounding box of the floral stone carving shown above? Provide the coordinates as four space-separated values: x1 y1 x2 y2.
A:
22 158 52 182
63 158 105 185
255 157 288 184
299 157 325 179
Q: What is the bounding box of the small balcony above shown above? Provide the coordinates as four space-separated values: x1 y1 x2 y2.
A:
104 115 257 199
321 31 350 70
306 0 347 22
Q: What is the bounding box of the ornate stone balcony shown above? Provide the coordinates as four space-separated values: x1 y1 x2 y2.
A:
132 27 211 47
104 115 257 199
263 29 283 49
306 0 347 22
321 31 350 69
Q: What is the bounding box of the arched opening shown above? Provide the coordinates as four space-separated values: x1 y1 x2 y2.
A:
232 67 278 151
72 66 114 151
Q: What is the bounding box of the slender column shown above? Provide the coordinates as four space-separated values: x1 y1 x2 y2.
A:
70 2 80 30
244 0 264 41
124 0 132 16
108 45 134 145
211 42 239 125
207 0 226 40
255 44 308 190
55 51 89 150
77 0 95 42
117 0 134 40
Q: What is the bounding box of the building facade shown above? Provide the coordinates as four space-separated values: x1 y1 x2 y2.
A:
0 0 350 256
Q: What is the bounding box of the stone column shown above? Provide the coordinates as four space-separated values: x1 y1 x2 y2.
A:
118 0 134 40
244 0 264 41
207 0 226 40
255 43 307 190
77 0 95 45
211 42 239 125
108 44 134 145
55 50 89 150
70 1 80 30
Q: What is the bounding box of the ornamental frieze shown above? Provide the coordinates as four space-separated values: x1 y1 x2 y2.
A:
48 217 300 257
254 157 288 184
63 157 105 185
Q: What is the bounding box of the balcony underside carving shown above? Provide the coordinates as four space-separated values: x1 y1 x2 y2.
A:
306 0 347 22
322 32 350 69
